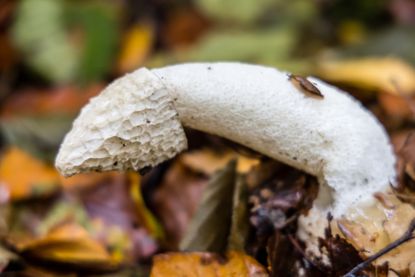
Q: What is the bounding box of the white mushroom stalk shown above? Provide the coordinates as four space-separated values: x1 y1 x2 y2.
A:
56 62 411 269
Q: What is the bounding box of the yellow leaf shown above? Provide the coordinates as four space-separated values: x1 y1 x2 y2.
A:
316 57 415 95
17 223 118 269
150 251 267 277
180 148 260 175
0 147 60 201
116 23 154 74
128 172 164 239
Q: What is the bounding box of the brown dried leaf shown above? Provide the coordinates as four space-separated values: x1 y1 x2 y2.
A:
179 160 236 252
152 161 209 249
289 74 324 98
227 175 249 251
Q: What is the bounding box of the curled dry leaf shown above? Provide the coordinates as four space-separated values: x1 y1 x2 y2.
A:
316 57 415 95
150 251 267 277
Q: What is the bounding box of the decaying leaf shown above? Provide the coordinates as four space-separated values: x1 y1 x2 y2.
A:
14 223 118 271
162 8 210 49
378 93 415 121
334 191 415 274
288 74 324 98
316 57 415 95
180 160 236 252
0 147 60 201
227 175 250 251
152 161 209 249
78 173 159 261
150 251 267 277
249 165 318 236
0 85 102 117
180 148 260 176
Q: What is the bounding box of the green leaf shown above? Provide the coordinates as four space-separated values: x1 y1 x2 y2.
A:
179 160 237 252
12 0 79 83
195 0 277 24
65 2 120 83
184 27 297 65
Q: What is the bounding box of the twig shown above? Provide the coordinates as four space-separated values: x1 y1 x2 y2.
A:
343 219 415 277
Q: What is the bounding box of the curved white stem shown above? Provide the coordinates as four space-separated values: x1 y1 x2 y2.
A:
152 63 395 217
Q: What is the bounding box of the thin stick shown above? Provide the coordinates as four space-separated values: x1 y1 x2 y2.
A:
343 219 415 277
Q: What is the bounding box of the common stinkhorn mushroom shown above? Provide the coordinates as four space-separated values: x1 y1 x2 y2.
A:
56 62 415 272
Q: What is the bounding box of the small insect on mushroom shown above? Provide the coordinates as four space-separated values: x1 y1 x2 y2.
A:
288 74 324 99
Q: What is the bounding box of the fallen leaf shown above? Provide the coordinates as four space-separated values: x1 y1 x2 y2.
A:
65 1 120 83
152 161 208 249
16 223 118 270
179 160 236 252
128 172 163 239
150 251 267 277
180 148 259 175
162 8 210 49
378 93 415 120
0 245 17 273
227 175 249 251
335 190 415 273
316 57 415 95
60 172 120 190
0 85 102 117
0 147 60 201
116 23 154 74
79 173 159 261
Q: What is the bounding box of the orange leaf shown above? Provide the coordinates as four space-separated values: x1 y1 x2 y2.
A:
116 23 154 74
150 251 267 277
180 148 259 175
0 147 60 201
17 223 117 269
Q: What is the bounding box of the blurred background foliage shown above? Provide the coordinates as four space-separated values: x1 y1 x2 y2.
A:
0 0 415 275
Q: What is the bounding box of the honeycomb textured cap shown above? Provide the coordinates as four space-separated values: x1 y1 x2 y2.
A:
55 68 187 177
